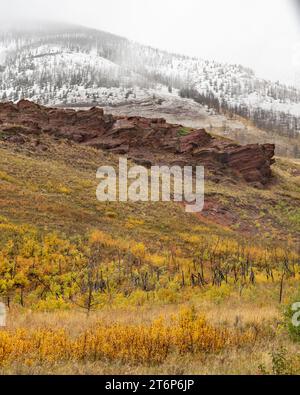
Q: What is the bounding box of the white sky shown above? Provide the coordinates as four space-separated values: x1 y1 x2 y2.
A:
1 0 300 86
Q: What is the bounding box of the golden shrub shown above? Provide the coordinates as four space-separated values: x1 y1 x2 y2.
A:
0 309 255 367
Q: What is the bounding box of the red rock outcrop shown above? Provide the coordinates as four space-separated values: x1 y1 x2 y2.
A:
0 100 275 185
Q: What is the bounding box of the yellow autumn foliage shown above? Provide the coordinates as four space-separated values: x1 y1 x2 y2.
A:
0 309 255 366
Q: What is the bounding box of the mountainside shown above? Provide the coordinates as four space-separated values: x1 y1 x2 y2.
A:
0 99 299 241
2 18 300 376
0 22 300 143
0 98 300 374
1 98 299 240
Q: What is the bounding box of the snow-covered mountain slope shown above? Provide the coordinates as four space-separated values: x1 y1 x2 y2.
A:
0 22 300 133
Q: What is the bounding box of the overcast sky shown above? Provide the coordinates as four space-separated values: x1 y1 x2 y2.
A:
1 0 300 86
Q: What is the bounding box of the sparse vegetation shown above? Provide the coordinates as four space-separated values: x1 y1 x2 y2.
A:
177 127 191 137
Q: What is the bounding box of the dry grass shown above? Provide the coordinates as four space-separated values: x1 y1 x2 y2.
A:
1 303 300 374
1 287 299 375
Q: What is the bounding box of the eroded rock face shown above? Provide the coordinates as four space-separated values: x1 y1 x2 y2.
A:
0 100 275 185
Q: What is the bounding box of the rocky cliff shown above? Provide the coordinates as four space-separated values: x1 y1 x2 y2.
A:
0 100 275 185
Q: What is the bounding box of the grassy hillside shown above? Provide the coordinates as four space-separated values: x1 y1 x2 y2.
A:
0 132 300 374
0 133 299 239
